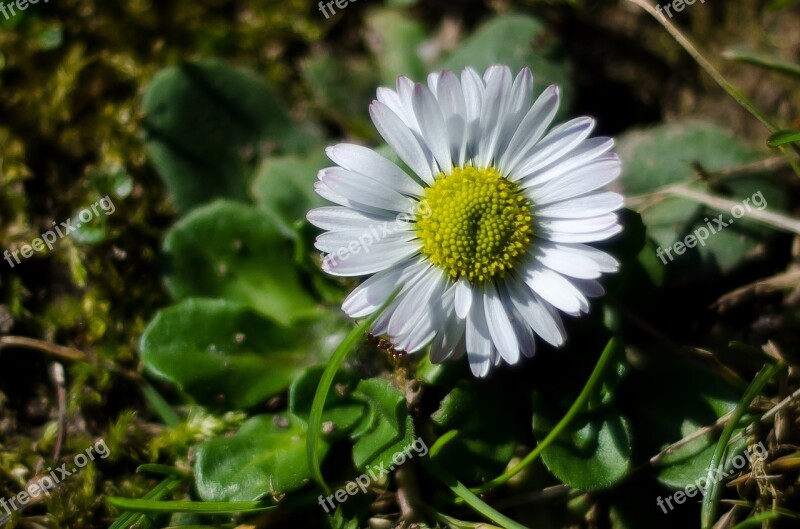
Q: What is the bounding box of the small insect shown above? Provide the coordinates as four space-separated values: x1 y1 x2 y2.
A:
367 333 408 358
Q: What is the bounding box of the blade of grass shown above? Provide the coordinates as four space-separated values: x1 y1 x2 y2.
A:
107 495 312 515
423 458 528 529
767 130 800 149
723 49 800 79
470 337 621 495
140 382 180 428
700 361 784 529
307 290 400 494
108 474 184 529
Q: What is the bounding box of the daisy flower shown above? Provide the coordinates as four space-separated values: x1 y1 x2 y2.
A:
307 65 623 377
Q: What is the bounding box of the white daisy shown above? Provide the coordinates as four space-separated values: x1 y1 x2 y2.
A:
307 65 623 377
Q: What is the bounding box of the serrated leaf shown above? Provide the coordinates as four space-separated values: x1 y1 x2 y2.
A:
140 298 324 409
163 200 319 325
195 414 326 501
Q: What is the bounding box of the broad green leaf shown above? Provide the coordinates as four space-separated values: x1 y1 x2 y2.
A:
439 15 573 113
365 9 428 84
163 200 319 325
350 379 415 471
141 60 293 212
289 366 366 438
301 51 379 137
620 358 742 489
431 380 524 483
617 122 758 195
194 415 327 501
533 405 633 491
618 122 788 275
140 298 324 410
251 151 329 237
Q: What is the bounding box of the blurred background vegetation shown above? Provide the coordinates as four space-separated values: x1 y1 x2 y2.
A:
1 0 800 528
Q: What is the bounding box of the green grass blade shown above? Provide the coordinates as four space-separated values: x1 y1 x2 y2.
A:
471 337 621 494
700 362 784 529
307 290 400 494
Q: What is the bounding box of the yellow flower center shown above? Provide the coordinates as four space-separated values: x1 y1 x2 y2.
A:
416 166 533 283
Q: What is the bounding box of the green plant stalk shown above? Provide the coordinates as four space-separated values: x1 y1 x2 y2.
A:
108 498 287 515
307 290 400 494
140 382 181 428
626 0 800 172
423 459 528 529
723 49 800 79
471 337 620 495
700 362 785 529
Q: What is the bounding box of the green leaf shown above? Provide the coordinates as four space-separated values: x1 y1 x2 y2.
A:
533 405 633 491
431 380 524 483
140 298 324 410
289 366 365 437
439 15 573 113
365 8 428 84
617 121 758 195
621 358 742 490
251 151 329 237
301 51 379 137
767 129 800 148
618 122 788 275
195 415 326 501
350 379 415 471
141 60 293 212
163 200 319 325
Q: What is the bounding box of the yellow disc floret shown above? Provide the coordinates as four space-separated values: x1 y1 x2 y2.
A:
416 166 533 283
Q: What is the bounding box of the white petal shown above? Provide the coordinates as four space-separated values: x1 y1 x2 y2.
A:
461 67 485 162
435 71 468 167
326 144 424 196
454 277 472 319
430 287 466 363
534 243 619 279
497 67 533 156
427 71 441 94
520 137 615 187
369 101 436 184
319 167 417 214
314 181 398 216
511 117 596 179
538 214 619 235
535 192 624 219
572 278 605 298
393 270 451 352
307 206 397 231
322 239 420 277
412 83 453 173
342 258 426 317
314 229 416 254
476 65 512 167
523 266 589 316
506 278 566 347
499 84 560 175
528 154 621 205
466 287 492 377
484 283 520 365
541 223 622 243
